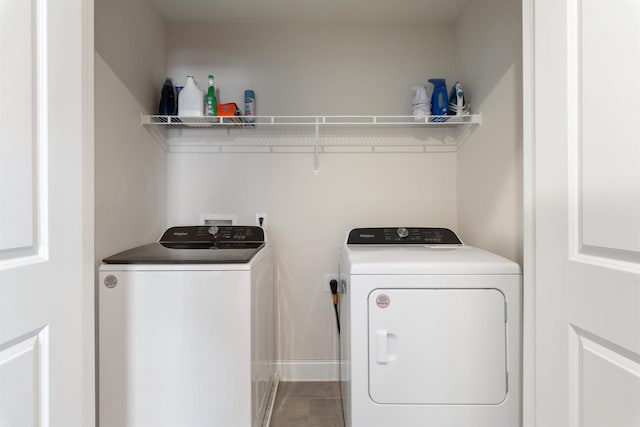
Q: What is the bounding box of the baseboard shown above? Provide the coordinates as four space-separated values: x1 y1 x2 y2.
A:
275 360 340 381
260 373 279 427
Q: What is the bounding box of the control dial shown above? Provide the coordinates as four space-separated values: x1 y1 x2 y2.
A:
396 227 409 238
208 226 219 236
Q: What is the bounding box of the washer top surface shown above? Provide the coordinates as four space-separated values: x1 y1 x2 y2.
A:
102 226 266 265
343 228 520 275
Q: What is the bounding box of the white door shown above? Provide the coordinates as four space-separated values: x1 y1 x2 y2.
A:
0 0 94 426
529 0 640 426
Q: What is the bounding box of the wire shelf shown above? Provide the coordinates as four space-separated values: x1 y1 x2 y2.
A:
141 113 482 174
141 114 482 128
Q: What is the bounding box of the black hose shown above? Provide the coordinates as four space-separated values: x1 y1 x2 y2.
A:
333 303 341 334
330 279 341 334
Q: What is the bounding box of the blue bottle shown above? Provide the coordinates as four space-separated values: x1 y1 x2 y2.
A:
428 78 448 115
158 78 176 115
244 89 255 125
175 86 183 115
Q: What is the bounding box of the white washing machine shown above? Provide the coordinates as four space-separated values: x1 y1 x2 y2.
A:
99 226 276 427
339 227 521 427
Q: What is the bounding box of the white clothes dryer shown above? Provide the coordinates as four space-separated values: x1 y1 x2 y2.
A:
99 226 276 427
339 227 521 427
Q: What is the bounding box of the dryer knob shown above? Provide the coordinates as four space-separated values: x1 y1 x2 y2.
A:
397 227 409 238
208 226 219 236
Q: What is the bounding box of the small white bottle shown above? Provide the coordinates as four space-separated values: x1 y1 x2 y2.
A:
178 76 204 116
412 86 429 120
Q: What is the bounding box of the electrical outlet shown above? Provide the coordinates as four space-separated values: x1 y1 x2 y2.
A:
324 273 339 293
256 213 267 228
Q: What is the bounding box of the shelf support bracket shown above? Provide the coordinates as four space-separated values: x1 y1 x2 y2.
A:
313 117 320 175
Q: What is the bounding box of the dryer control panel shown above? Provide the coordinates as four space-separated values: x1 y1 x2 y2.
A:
347 227 462 245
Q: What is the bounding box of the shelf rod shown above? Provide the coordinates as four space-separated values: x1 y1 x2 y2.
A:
314 117 320 175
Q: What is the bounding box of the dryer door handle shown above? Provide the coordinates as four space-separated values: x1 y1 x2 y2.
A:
376 329 388 364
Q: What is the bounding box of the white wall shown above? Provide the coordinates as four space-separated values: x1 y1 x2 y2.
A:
167 153 457 378
92 8 522 379
167 23 458 116
455 0 523 265
95 0 167 113
165 23 461 378
94 54 167 262
94 0 168 259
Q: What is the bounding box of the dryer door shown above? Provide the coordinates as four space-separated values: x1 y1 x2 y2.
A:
368 288 507 405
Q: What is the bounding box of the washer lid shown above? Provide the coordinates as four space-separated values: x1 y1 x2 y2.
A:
344 245 520 275
102 242 265 264
102 226 266 264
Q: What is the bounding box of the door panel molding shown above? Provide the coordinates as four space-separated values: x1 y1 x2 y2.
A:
0 0 48 268
0 326 49 427
569 325 640 427
567 0 640 274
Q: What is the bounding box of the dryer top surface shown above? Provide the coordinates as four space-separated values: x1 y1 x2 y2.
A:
343 244 521 275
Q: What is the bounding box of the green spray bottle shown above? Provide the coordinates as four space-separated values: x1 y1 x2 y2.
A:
206 74 217 116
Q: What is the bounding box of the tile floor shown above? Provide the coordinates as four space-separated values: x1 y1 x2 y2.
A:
269 382 344 427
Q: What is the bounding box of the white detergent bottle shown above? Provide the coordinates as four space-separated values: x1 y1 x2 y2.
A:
178 76 204 116
412 86 429 120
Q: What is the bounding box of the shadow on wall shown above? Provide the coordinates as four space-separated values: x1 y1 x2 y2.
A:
95 0 167 114
453 0 524 264
454 0 522 113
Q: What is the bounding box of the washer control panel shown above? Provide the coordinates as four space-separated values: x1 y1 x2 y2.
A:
347 227 462 245
160 226 265 243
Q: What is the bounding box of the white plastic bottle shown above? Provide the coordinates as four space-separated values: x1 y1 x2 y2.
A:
178 76 204 116
412 86 429 120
